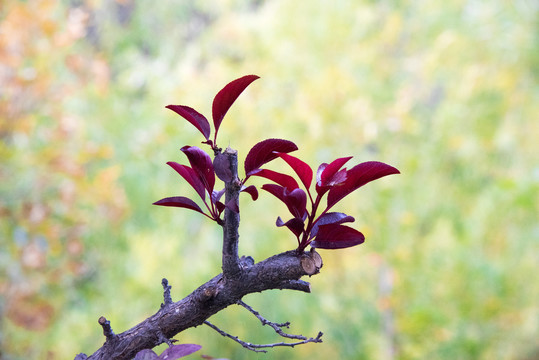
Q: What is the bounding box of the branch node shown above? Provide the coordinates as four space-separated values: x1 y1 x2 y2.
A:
161 278 173 307
196 284 218 302
98 316 116 342
158 331 176 346
240 255 255 269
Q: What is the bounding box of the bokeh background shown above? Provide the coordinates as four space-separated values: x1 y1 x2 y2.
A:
1 0 538 359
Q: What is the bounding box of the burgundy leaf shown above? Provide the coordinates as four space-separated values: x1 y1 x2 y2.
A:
166 105 210 140
215 201 226 214
244 138 298 176
159 344 202 359
134 349 159 360
310 212 355 238
311 224 365 249
327 161 400 209
213 152 233 182
262 185 307 219
276 216 305 238
277 152 313 190
212 75 260 142
284 188 308 219
167 162 205 200
241 185 258 201
261 183 286 203
316 156 352 194
249 168 299 191
153 196 205 214
211 189 225 204
181 146 215 193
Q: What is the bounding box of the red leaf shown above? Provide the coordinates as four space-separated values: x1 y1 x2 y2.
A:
277 152 313 189
241 185 258 201
327 161 400 209
262 185 307 219
284 188 308 219
153 196 205 214
310 212 355 238
167 162 206 200
212 75 259 142
181 146 215 194
311 224 365 249
316 156 352 194
159 344 202 359
276 216 305 238
261 184 286 203
244 138 298 176
249 168 299 190
166 105 210 140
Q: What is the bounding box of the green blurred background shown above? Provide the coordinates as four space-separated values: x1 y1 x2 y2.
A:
1 0 538 359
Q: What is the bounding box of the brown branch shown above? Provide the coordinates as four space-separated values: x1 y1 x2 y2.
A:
80 250 317 360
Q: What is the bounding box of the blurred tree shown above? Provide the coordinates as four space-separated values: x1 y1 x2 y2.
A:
0 0 126 356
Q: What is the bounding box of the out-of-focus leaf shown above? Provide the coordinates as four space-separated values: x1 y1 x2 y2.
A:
133 349 159 360
241 185 258 200
212 75 259 142
276 216 305 238
159 344 202 359
244 138 298 176
311 224 365 249
181 146 215 193
310 212 355 238
277 152 313 189
167 162 206 200
153 196 204 214
327 161 400 209
166 105 210 140
248 168 299 190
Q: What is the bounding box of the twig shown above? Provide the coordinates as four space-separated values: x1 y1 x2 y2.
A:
204 320 323 353
161 278 173 307
238 300 321 341
98 316 115 342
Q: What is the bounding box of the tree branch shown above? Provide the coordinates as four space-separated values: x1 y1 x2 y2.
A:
80 249 319 360
221 147 242 278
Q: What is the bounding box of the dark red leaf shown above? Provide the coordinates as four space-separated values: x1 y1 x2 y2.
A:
249 168 299 191
316 156 352 194
244 138 298 176
181 146 215 193
284 188 308 219
213 152 233 182
241 185 258 201
276 216 305 238
262 185 307 219
211 189 225 204
212 75 259 142
277 152 313 189
327 161 400 209
166 105 210 140
153 196 205 214
167 162 206 200
310 212 355 238
311 224 365 249
261 184 286 203
159 344 202 359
